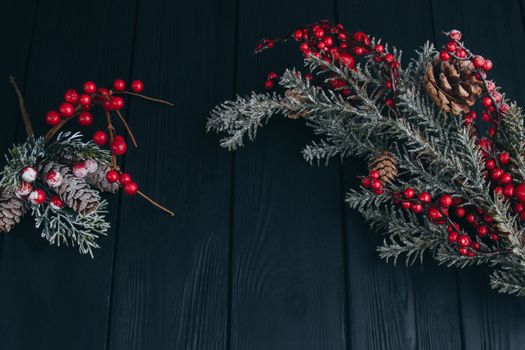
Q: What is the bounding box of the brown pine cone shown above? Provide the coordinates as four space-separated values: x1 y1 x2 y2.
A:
0 190 27 233
42 162 101 216
85 164 119 193
369 151 398 183
423 55 483 115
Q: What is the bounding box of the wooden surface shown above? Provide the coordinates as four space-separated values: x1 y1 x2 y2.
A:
1 0 525 349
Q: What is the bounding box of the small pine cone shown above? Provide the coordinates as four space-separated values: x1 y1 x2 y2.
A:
85 164 119 193
369 151 398 183
44 162 101 216
423 56 483 115
0 190 27 233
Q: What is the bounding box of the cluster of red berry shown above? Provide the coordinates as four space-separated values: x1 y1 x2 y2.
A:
44 78 148 196
257 21 399 106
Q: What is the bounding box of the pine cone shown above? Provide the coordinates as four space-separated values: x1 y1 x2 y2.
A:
43 162 101 216
0 190 27 233
369 151 398 183
85 164 119 193
423 56 483 115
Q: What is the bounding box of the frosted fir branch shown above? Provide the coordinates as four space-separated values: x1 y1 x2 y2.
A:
496 104 525 182
46 132 112 164
490 269 525 296
0 137 45 194
207 92 286 150
32 200 110 257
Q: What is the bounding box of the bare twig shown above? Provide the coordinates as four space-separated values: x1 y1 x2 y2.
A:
116 91 174 106
137 190 175 216
9 76 33 137
115 109 138 148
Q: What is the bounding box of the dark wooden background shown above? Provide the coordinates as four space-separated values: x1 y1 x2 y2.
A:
1 0 525 349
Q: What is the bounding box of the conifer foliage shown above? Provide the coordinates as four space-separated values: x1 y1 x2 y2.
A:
208 21 525 295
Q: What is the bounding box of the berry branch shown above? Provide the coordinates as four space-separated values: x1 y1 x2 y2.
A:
9 76 33 137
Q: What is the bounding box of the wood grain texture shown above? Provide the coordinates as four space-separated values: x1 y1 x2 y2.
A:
338 0 462 349
431 1 525 349
0 1 137 349
230 1 347 349
106 0 235 349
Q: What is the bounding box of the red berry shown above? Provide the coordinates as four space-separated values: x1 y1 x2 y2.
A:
352 31 370 45
466 213 476 224
515 183 525 202
112 96 125 110
267 72 278 80
491 168 503 181
427 207 442 221
449 30 462 40
482 59 493 71
339 52 355 68
29 189 46 205
515 203 524 212
79 94 92 106
64 89 79 103
485 159 495 170
448 231 458 243
264 80 273 90
503 184 514 197
439 51 450 61
103 99 114 111
59 102 75 117
78 111 93 126
411 203 423 214
455 48 466 58
490 233 499 241
106 170 120 183
403 188 415 199
111 139 127 155
92 131 108 145
457 234 471 247
361 177 371 188
123 181 138 195
131 80 144 92
113 79 126 91
401 201 411 210
313 27 324 39
418 192 431 203
446 41 456 52
499 172 512 184
472 56 485 68
119 173 132 184
97 88 110 97
440 194 453 208
49 195 65 210
374 44 384 53
293 29 303 41
482 96 493 107
498 152 510 165
83 81 97 94
369 170 380 179
371 179 382 191
384 53 394 63
476 225 488 236
458 247 468 256
455 207 466 218
45 110 61 125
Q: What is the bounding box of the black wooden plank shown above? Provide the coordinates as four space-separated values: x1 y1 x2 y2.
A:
106 0 235 349
338 0 462 348
0 1 38 346
230 1 346 349
0 1 137 349
432 0 525 348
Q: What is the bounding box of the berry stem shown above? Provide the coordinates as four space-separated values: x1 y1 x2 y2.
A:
115 91 174 106
9 76 34 137
137 190 175 216
104 110 118 170
115 109 138 148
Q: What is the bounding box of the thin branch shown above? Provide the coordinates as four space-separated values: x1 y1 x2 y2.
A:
115 109 138 148
9 76 34 137
104 110 118 170
115 91 174 106
137 190 175 216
